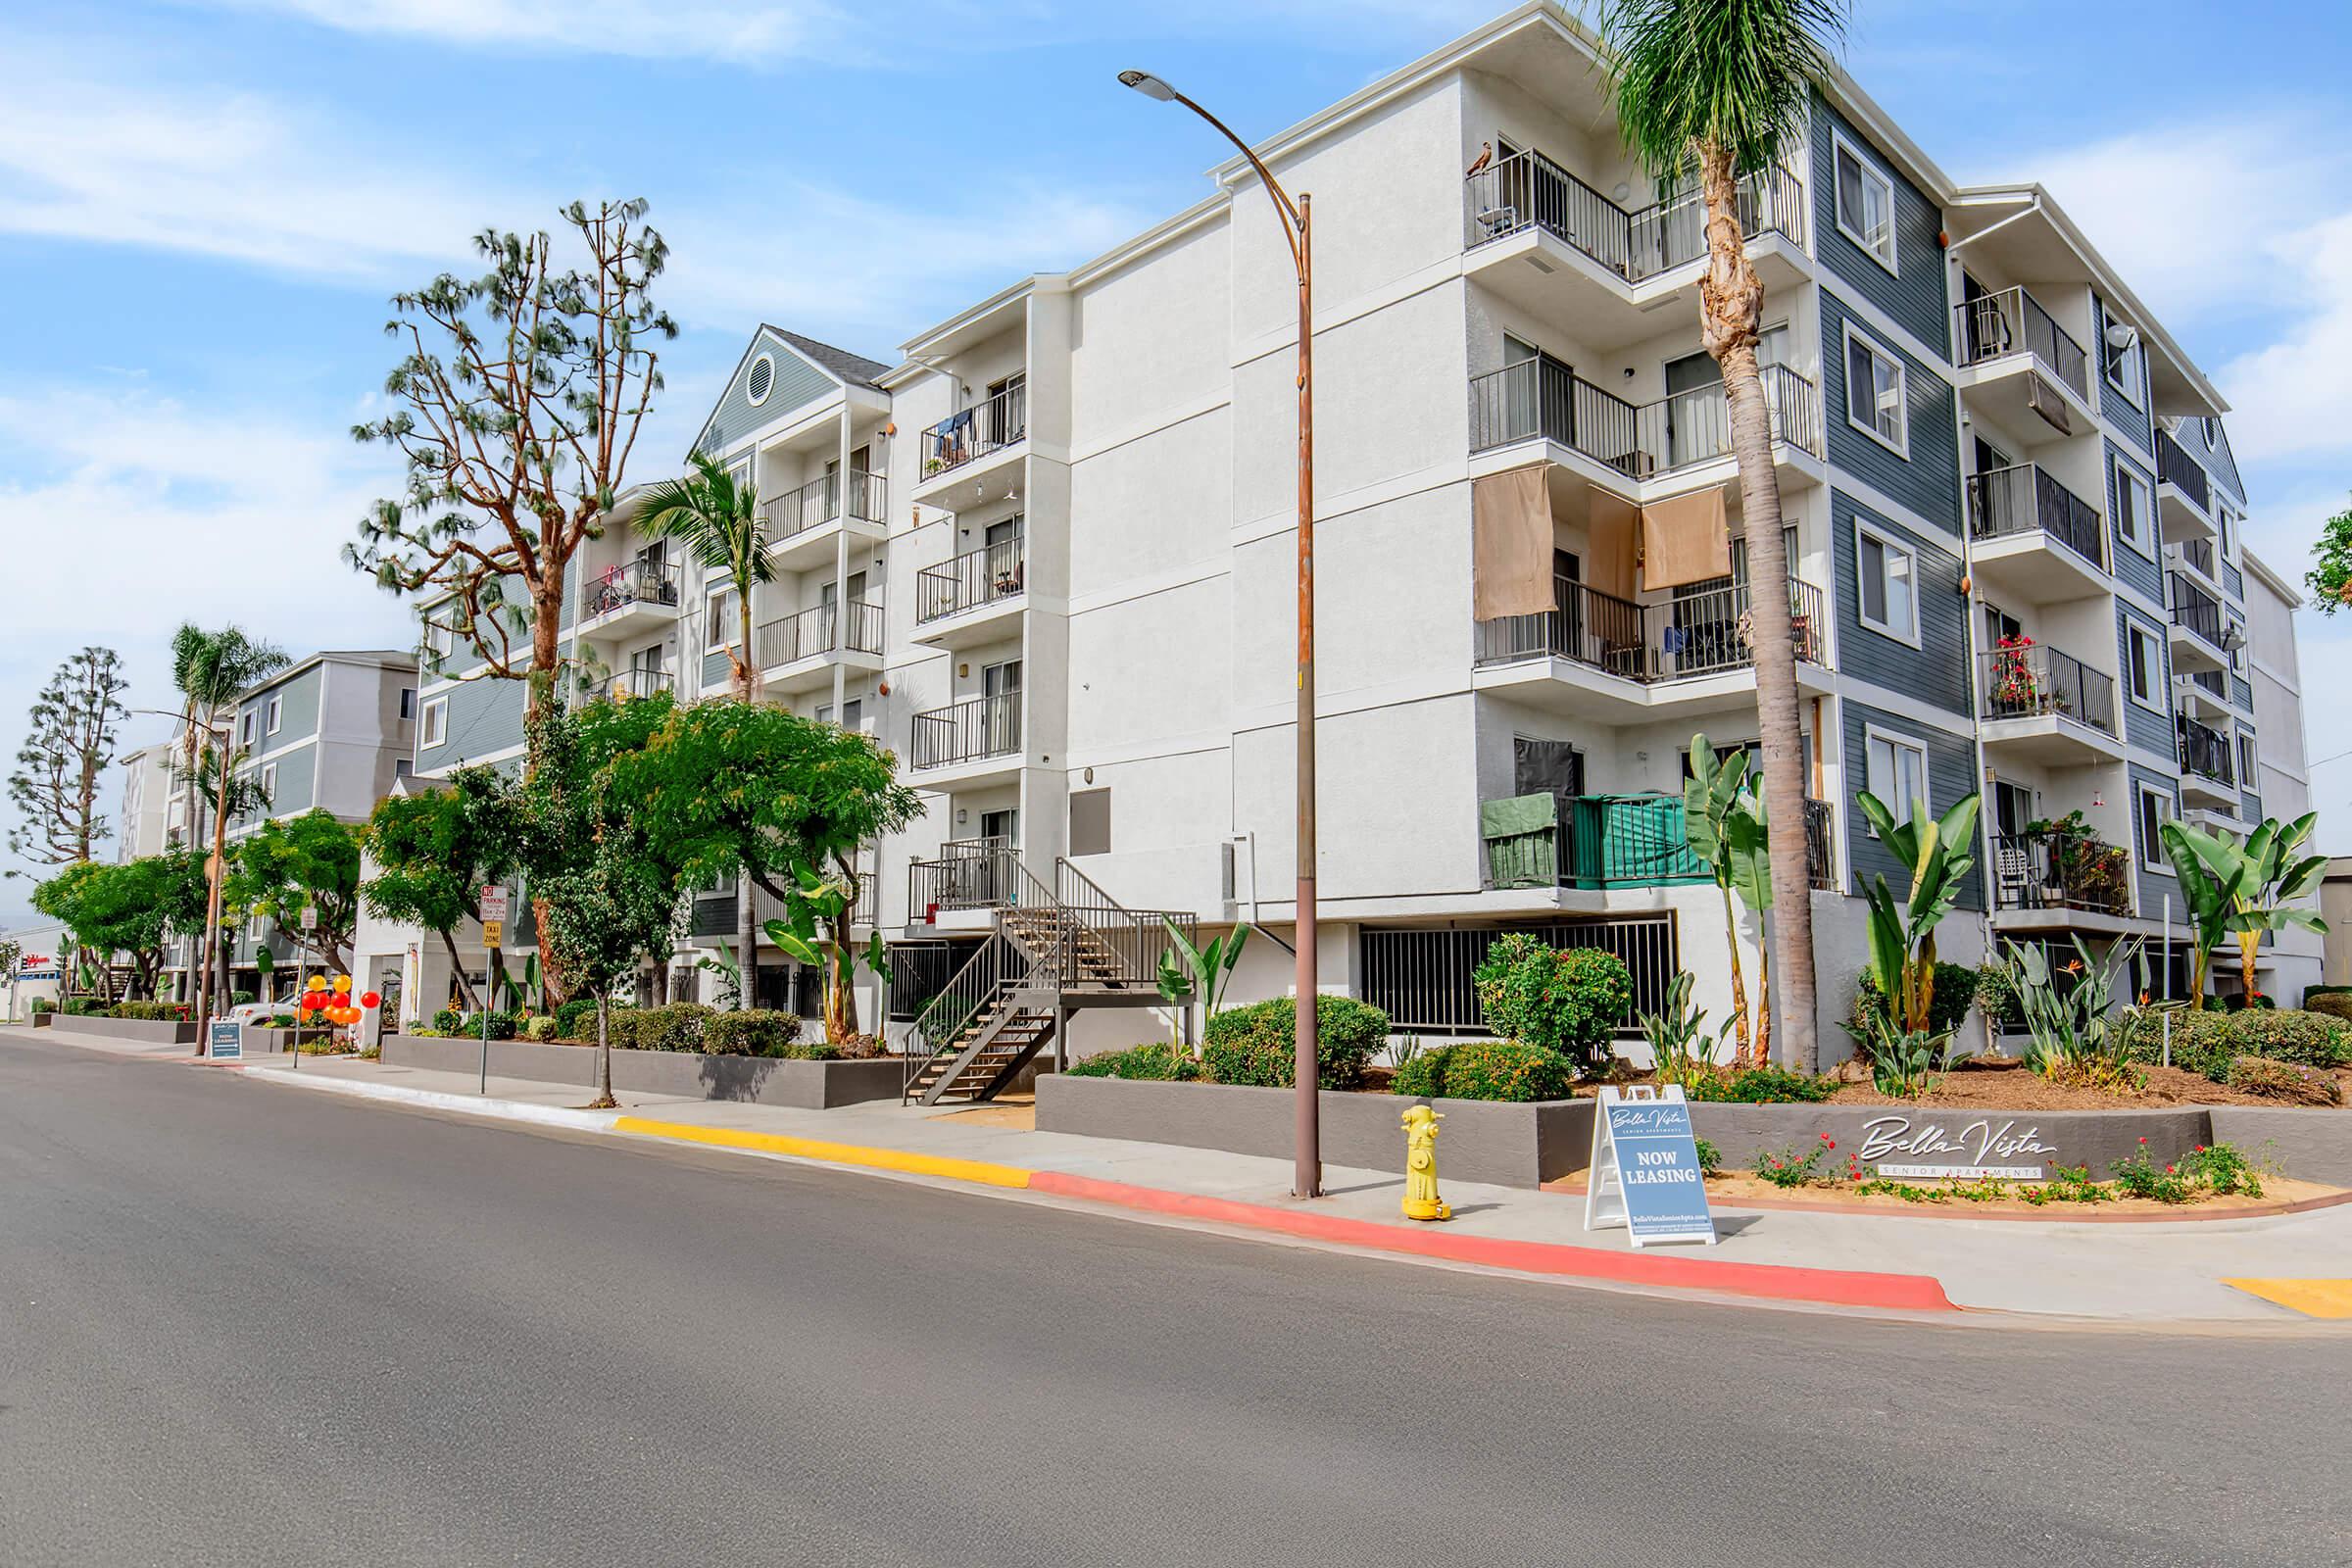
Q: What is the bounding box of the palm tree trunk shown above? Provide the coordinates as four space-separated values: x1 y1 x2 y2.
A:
737 592 761 703
1698 137 1816 1070
1717 881 1751 1061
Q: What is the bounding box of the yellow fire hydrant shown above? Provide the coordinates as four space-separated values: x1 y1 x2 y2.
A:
1400 1104 1451 1222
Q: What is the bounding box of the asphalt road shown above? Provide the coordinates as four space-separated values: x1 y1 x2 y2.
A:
3 1034 2346 1568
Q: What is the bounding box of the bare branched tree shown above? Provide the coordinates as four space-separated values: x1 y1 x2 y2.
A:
7 648 129 869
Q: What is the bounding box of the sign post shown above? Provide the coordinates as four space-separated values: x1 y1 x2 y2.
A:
477 886 510 1094
208 1017 244 1062
1585 1085 1716 1248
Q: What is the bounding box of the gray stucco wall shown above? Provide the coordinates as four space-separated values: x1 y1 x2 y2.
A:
1831 489 1970 715
1810 95 1949 354
1841 699 1984 909
1820 291 1963 529
382 1033 904 1108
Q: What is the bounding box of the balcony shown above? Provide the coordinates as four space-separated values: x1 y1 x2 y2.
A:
918 381 1026 492
2167 570 2229 671
582 666 676 704
1951 286 2090 439
1965 463 2108 603
1463 152 1808 351
577 560 681 638
1482 792 1833 893
1468 353 1822 487
762 469 889 570
1988 832 2132 924
753 600 885 693
906 836 1015 923
909 692 1022 786
2180 663 2232 721
1474 573 1829 720
912 537 1026 648
2178 713 2236 807
2155 427 2217 544
1977 642 2123 764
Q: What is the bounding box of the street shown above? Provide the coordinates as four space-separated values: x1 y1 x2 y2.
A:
3 1033 2344 1567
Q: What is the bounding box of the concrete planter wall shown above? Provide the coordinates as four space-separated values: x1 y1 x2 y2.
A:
1036 1074 1595 1189
45 1015 198 1046
381 1034 903 1109
242 1027 341 1056
2207 1107 2352 1188
1687 1103 2213 1178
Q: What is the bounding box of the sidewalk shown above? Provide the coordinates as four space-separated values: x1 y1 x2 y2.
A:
134 1040 2352 1327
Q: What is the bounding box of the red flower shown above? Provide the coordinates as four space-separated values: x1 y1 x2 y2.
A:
2165 1165 2178 1175
2194 1145 2206 1153
1819 1132 1833 1142
2137 1137 2147 1145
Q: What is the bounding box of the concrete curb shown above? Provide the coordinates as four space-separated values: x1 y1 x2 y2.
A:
610 1115 1033 1189
237 1065 623 1134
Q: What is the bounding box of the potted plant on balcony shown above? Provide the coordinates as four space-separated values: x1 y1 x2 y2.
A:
1990 633 2042 713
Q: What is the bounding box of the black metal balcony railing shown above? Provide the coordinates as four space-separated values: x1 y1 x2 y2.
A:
2155 428 2212 512
2169 571 2225 650
1953 285 2088 401
907 836 1014 916
1989 833 2131 915
753 600 883 667
1483 791 1834 893
584 666 676 702
1803 797 1834 893
1469 352 1822 472
763 470 888 540
1966 463 2106 572
915 537 1026 624
1979 643 2117 736
2179 714 2234 788
2174 536 2217 581
910 692 1021 770
921 382 1026 478
1465 150 1806 279
582 560 679 621
1475 573 1827 681
2188 666 2229 700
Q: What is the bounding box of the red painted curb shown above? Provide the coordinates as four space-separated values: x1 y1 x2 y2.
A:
1027 1172 1958 1313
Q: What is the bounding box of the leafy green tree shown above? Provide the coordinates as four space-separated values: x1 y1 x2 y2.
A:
347 199 675 771
539 832 678 1108
31 853 208 1000
7 647 129 869
2160 814 2329 1003
1684 734 1771 1065
362 765 524 1012
612 701 920 1039
1595 0 1851 1071
639 451 774 700
2306 493 2352 612
223 810 366 974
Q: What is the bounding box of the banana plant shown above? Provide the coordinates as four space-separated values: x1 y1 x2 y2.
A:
2160 814 2328 1004
1160 917 1250 1044
1853 790 1982 1038
764 861 891 1044
1685 735 1769 1064
1154 952 1194 1053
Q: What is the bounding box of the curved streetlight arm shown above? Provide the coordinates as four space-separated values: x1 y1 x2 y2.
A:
1123 73 1304 275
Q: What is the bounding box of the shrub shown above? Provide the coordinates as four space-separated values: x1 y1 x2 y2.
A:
1852 961 1977 1038
106 1001 191 1021
1422 1039 1575 1102
1755 1134 1838 1189
607 1002 714 1054
1067 1042 1199 1081
59 998 100 1015
1472 935 1631 1070
554 998 598 1041
430 1008 462 1034
230 990 255 1006
521 1015 558 1042
456 1010 518 1041
704 1009 803 1056
2227 1054 2343 1106
1200 996 1390 1089
267 1013 298 1028
1390 1044 1451 1099
28 997 52 1015
1682 1064 1838 1103
1693 1137 1721 1177
2303 993 2352 1024
2120 1007 2352 1083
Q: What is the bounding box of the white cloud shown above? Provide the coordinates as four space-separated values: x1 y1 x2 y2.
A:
192 0 847 63
2215 212 2352 465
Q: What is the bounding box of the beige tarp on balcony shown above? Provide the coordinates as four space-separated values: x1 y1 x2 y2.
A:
1588 492 1640 602
1471 465 1555 619
1639 486 1731 591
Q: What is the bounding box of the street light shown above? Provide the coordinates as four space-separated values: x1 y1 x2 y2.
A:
1121 68 1322 1198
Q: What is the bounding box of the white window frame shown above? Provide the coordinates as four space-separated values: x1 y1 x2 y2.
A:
2102 320 2144 408
1840 321 1908 458
422 617 457 662
239 710 256 747
745 351 776 407
2236 731 2259 794
1832 131 1899 274
1862 725 1931 834
265 695 282 736
419 696 449 750
2113 458 2153 560
2136 783 2173 874
1852 514 1921 647
705 587 739 654
258 761 278 802
2122 618 2164 713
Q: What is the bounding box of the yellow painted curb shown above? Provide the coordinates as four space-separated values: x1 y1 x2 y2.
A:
2223 1278 2352 1320
612 1116 1034 1190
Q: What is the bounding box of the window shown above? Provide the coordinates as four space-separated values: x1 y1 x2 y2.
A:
422 618 456 662
1864 729 1929 829
1854 519 1918 644
2113 460 2151 556
2237 732 2259 793
258 762 277 802
2102 320 2143 405
265 696 282 736
841 698 862 731
1842 324 1906 455
2123 619 2163 710
2215 507 2234 561
399 687 416 720
1069 788 1111 857
1833 134 1897 271
393 758 414 782
2136 784 2173 873
239 710 256 747
419 697 449 749
705 587 739 653
745 352 776 406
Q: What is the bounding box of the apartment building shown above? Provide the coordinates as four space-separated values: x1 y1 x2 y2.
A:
367 2 2322 1053
114 742 178 860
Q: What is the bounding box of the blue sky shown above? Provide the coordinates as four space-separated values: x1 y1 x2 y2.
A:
2 0 2348 915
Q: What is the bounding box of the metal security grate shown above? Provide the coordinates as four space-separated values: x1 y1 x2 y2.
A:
1359 916 1678 1036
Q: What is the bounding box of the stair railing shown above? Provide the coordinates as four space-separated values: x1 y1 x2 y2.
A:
1053 858 1200 990
903 929 1025 1102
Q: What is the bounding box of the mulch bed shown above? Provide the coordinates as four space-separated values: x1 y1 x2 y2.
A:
1543 1170 2351 1222
1561 1056 2350 1111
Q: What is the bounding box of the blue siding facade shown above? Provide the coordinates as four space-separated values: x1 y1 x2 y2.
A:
1820 291 1963 529
695 327 841 458
2115 602 2174 759
2129 763 2181 915
1831 489 1971 715
416 677 528 774
1810 95 1949 355
2231 671 2255 710
2093 295 2153 457
2106 443 2161 603
1841 699 1984 910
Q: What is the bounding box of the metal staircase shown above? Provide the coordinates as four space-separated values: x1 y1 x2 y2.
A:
901 855 1197 1105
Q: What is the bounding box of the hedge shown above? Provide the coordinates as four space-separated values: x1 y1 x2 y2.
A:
2119 1007 2352 1083
1067 1043 1199 1081
1200 996 1390 1089
554 998 599 1041
606 1003 715 1054
703 1009 804 1056
1388 1039 1576 1102
2304 994 2352 1025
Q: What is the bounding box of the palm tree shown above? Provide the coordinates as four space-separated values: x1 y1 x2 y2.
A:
2160 815 2328 1004
168 623 289 1023
1596 0 1848 1070
640 451 774 702
640 451 777 1008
